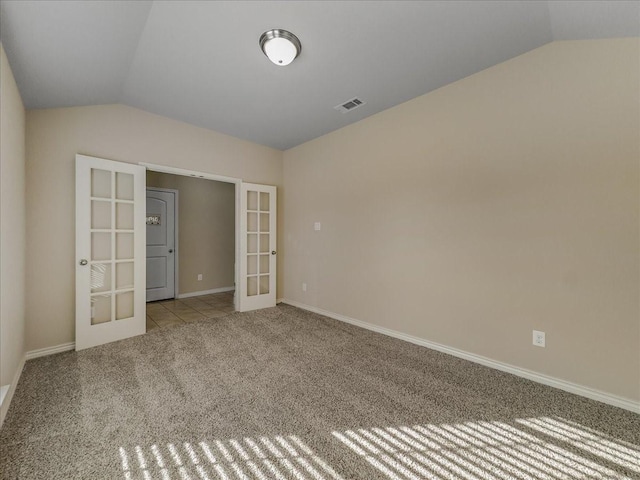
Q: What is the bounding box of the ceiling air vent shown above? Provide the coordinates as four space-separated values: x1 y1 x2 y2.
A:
334 97 365 113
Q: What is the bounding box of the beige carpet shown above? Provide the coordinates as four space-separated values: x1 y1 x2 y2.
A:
1 304 639 479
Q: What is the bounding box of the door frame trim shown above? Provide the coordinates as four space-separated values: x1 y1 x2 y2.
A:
146 187 179 299
140 163 241 310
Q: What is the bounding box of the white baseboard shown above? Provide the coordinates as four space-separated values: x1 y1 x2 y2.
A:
25 342 75 360
176 287 235 299
276 298 284 304
0 355 25 428
2 341 77 427
282 299 640 414
0 385 9 406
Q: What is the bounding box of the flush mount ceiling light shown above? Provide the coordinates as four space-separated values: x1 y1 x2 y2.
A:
259 29 301 66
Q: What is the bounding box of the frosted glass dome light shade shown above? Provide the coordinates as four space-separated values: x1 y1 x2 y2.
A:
260 29 301 66
264 37 297 66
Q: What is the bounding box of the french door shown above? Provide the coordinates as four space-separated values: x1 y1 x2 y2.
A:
239 183 276 311
75 154 146 350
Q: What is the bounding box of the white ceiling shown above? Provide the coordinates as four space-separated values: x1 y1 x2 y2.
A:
1 1 638 150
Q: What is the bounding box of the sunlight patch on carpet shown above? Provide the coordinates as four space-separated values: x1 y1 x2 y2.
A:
332 416 639 480
119 434 344 480
515 417 640 475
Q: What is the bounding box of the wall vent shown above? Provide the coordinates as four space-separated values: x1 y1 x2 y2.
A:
334 97 365 113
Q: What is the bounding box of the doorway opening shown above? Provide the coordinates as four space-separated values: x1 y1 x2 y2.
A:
142 164 240 330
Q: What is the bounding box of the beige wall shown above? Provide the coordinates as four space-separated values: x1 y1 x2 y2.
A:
283 39 640 401
0 44 26 424
146 172 235 295
26 104 282 351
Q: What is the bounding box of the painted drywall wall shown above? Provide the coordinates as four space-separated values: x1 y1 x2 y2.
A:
146 172 235 295
0 44 26 425
283 39 640 402
26 104 282 351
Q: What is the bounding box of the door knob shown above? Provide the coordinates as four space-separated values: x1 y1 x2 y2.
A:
169 249 174 253
79 259 88 266
271 250 276 255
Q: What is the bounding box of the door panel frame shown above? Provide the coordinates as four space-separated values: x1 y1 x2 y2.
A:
76 154 146 350
146 187 179 300
239 183 277 311
140 163 243 311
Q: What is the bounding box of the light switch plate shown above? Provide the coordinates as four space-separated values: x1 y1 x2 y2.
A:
314 222 321 231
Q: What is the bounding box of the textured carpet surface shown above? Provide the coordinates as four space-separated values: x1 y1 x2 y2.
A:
1 304 639 479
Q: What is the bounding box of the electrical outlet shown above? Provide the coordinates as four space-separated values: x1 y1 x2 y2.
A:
533 330 545 347
314 222 321 231
197 274 203 281
302 282 307 292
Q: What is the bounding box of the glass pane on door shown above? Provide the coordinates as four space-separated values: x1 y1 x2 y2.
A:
91 295 111 325
247 191 258 211
91 169 111 198
259 275 269 294
116 262 134 290
91 263 111 293
116 292 134 320
116 172 134 200
248 255 258 275
248 234 258 253
260 213 269 232
260 255 269 274
91 201 111 229
260 192 270 212
91 233 111 261
116 233 134 260
260 234 269 253
116 203 134 229
247 276 258 296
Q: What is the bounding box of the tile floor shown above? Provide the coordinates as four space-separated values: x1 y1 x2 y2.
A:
146 291 235 331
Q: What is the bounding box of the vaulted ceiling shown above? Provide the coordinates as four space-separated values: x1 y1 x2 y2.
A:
1 1 638 150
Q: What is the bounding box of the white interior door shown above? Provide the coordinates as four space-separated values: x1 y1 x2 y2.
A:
239 183 276 311
75 154 146 350
146 189 176 302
